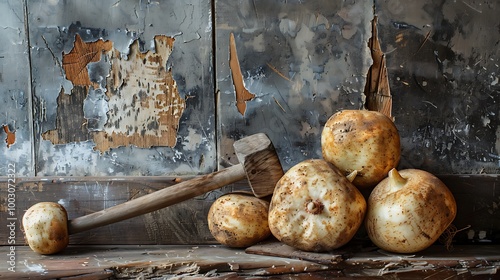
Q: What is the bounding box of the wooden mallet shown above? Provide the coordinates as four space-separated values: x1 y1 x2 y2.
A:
22 133 284 254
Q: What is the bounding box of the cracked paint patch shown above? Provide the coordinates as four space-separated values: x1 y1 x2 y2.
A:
93 35 185 152
42 34 185 152
229 33 255 116
2 125 16 148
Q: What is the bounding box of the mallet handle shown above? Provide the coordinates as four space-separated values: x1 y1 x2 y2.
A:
68 164 245 235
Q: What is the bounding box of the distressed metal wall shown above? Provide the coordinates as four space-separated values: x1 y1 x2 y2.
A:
375 0 500 174
0 1 33 176
215 0 372 171
1 0 215 176
1 0 499 177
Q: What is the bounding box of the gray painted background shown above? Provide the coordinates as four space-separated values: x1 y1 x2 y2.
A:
0 1 33 176
1 0 499 177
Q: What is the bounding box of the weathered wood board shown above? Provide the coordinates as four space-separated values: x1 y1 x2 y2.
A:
1 244 498 279
0 245 331 279
0 176 226 246
1 174 498 247
246 241 500 278
245 241 345 265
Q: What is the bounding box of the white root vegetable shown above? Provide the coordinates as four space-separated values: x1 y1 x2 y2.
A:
321 110 400 188
22 202 69 255
268 159 366 252
365 168 457 253
208 193 271 248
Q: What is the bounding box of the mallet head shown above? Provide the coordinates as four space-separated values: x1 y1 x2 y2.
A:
233 133 284 198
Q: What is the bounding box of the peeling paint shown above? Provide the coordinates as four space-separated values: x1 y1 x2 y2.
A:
2 125 15 148
0 1 33 175
25 0 214 176
217 1 372 170
42 34 185 152
364 16 392 119
182 127 203 151
374 0 500 174
62 34 113 88
93 35 185 152
229 33 255 116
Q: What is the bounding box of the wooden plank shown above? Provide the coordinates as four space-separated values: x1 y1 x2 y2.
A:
1 174 499 246
248 243 500 277
245 241 344 265
341 244 500 277
1 245 498 279
0 176 227 246
0 245 330 279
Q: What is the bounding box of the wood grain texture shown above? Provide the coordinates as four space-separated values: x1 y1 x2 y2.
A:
93 35 185 152
42 87 92 144
62 34 113 88
364 16 392 119
67 164 246 234
1 174 499 246
0 245 329 279
246 241 344 265
233 133 284 197
0 177 218 246
1 244 498 279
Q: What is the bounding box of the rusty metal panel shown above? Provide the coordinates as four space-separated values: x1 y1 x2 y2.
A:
375 1 500 174
28 0 215 176
0 0 34 176
215 0 373 170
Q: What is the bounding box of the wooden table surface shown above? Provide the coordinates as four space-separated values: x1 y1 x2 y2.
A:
1 242 499 279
